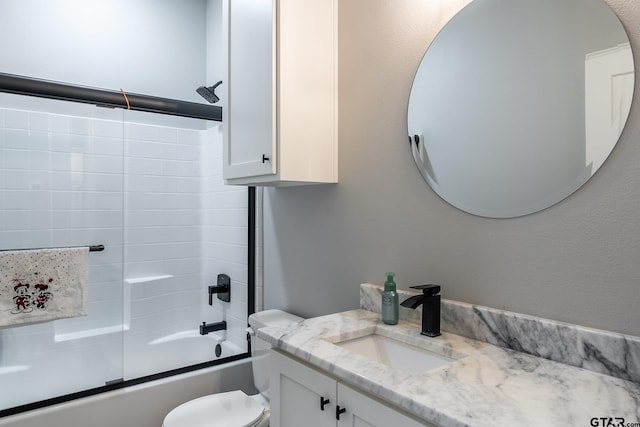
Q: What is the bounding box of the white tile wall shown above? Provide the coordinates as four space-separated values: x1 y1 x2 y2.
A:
200 125 250 353
120 118 250 378
0 96 251 409
255 187 264 312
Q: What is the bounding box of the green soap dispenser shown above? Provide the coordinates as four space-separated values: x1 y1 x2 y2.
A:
381 272 399 325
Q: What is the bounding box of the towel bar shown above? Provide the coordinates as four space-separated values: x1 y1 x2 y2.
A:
0 245 104 252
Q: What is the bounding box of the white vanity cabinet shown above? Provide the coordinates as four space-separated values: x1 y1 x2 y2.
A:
270 349 335 427
270 350 435 427
222 0 338 186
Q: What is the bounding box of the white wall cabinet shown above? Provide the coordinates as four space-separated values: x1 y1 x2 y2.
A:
222 0 338 186
270 350 435 427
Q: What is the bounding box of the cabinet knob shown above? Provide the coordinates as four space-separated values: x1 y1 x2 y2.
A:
320 396 330 411
336 405 346 420
262 154 270 163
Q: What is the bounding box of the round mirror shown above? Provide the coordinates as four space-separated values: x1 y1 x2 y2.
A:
407 0 634 218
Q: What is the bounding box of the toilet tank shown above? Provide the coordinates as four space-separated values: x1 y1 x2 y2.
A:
248 310 303 398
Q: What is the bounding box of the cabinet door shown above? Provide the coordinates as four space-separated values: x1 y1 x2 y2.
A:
336 383 434 427
270 350 336 427
223 0 276 180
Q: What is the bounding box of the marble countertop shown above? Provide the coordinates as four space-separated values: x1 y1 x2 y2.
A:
258 309 640 427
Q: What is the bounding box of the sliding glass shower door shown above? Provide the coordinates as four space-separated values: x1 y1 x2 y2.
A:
120 109 249 380
0 94 126 409
0 94 250 413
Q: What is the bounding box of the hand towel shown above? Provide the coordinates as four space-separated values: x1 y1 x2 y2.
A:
0 247 89 327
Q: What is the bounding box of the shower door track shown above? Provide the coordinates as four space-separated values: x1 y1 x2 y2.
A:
0 72 222 121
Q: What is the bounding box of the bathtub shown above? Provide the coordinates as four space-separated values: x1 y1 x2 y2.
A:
0 328 245 414
0 357 255 427
125 330 243 378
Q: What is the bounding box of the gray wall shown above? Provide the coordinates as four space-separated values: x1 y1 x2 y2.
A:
0 0 208 103
206 0 224 104
264 0 640 337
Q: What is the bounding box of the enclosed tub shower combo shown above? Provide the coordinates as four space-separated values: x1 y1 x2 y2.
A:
0 78 254 415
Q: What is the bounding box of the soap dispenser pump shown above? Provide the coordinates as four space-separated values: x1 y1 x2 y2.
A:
381 272 399 325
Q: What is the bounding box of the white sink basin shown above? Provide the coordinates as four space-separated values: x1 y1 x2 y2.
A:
335 334 454 373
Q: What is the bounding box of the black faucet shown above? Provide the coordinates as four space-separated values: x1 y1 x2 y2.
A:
400 284 441 337
200 320 227 335
209 274 231 304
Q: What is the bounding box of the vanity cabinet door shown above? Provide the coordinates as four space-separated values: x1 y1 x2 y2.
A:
270 349 336 427
336 383 435 427
271 350 437 427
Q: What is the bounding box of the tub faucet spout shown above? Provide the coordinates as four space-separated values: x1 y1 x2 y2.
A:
200 320 227 335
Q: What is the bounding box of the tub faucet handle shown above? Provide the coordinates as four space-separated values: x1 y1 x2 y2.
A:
208 274 231 304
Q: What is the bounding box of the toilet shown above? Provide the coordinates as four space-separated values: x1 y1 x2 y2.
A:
162 310 303 427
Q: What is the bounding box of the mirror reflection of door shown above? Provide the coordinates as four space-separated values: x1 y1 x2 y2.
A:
585 43 634 172
407 0 635 218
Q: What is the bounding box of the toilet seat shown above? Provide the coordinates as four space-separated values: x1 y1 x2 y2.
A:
162 390 267 427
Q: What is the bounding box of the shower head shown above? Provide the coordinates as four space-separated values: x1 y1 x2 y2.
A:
196 81 222 104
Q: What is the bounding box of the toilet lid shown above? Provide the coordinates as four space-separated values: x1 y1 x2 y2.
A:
163 390 265 427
